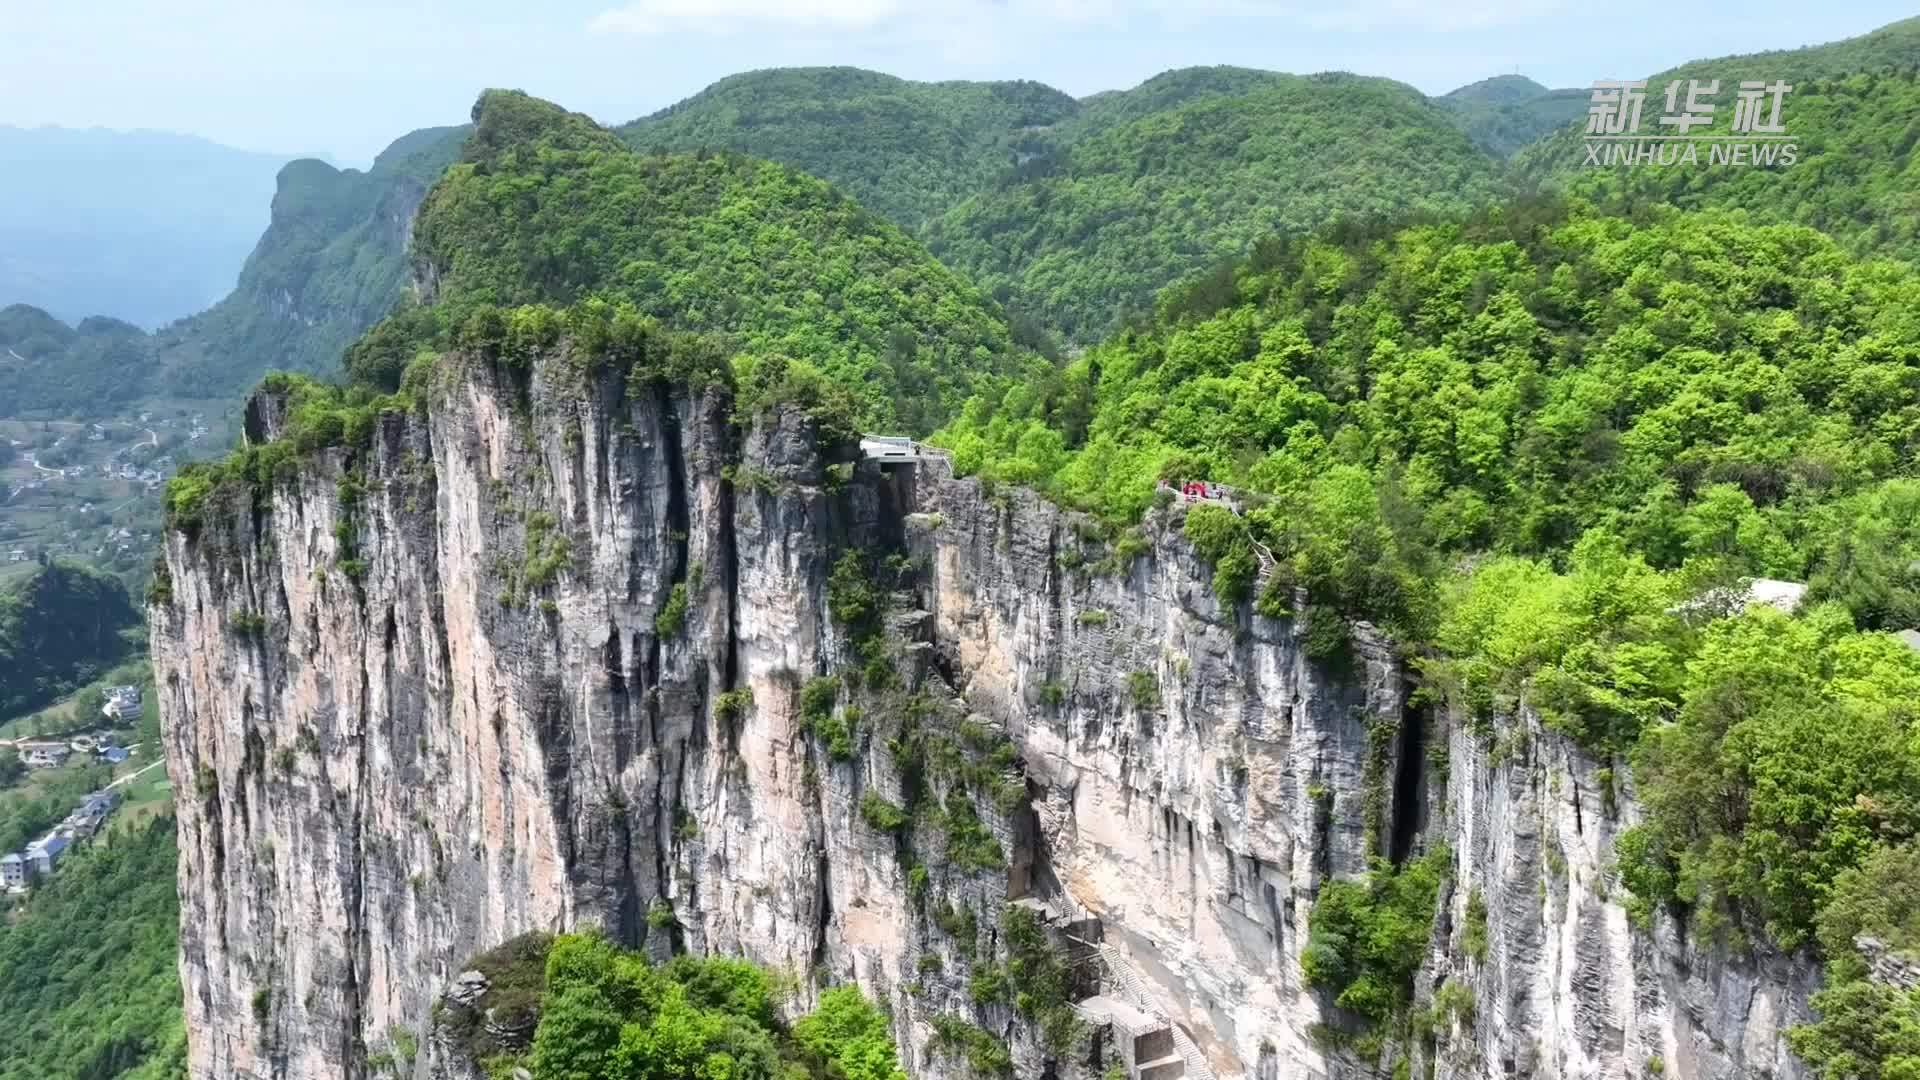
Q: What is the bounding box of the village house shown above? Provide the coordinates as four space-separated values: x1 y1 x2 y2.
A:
0 852 29 889
26 835 68 876
62 793 118 840
102 685 142 723
18 741 72 768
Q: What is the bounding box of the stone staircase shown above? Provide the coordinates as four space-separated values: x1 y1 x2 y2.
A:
1249 538 1278 594
1016 895 1217 1080
1081 942 1217 1080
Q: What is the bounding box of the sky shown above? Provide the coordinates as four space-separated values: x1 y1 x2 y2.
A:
2 0 1913 165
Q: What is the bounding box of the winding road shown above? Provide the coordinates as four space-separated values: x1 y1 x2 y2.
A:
105 756 165 790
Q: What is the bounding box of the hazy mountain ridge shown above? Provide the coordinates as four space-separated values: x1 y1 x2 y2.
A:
0 127 302 330
1 124 471 417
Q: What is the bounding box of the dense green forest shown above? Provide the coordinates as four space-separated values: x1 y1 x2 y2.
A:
1433 75 1588 157
621 68 1078 231
923 73 1506 342
936 199 1920 1070
0 306 154 415
1655 14 1920 84
615 64 1613 350
366 90 1023 432
444 931 905 1080
1519 68 1920 268
1051 66 1291 144
0 817 185 1080
0 560 139 719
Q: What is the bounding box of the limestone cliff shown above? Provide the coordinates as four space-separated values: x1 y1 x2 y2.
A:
151 347 1817 1080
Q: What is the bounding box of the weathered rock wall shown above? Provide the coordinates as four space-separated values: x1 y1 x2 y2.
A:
153 351 1817 1080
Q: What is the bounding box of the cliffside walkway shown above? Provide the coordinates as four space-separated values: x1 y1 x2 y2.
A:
1019 891 1214 1080
1165 479 1281 596
1089 943 1217 1080
858 435 950 463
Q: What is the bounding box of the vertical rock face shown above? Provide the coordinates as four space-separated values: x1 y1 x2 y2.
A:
153 352 1817 1080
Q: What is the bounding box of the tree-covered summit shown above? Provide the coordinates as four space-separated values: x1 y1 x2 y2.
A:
620 67 1079 231
1518 67 1920 270
923 72 1509 343
1434 75 1587 158
358 89 1024 433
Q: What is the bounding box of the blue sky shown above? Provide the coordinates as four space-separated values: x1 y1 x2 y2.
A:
3 0 1912 165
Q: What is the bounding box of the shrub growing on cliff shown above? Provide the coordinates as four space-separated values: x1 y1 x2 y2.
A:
929 1015 1013 1077
513 932 902 1080
1127 670 1159 711
859 791 908 833
443 933 554 1064
936 794 1004 872
1462 888 1489 963
714 688 754 722
1302 846 1451 1029
655 582 690 637
1184 503 1257 603
792 987 908 1080
827 550 880 629
1003 905 1084 1053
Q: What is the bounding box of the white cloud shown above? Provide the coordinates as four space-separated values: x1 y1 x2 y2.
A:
1287 0 1567 32
590 0 912 35
588 0 1563 37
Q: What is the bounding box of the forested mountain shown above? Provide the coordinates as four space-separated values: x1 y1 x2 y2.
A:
619 68 1078 231
1514 17 1920 266
0 306 152 415
937 198 1920 1073
351 90 1021 432
152 123 470 395
0 127 297 329
1048 65 1291 143
1659 13 1920 83
617 64 1543 347
0 559 139 718
1519 67 1920 267
1434 74 1587 157
923 73 1507 342
0 818 185 1080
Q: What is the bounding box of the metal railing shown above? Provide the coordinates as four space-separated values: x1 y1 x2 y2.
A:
1090 944 1217 1080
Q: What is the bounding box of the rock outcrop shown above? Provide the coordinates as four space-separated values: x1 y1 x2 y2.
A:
152 348 1817 1080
